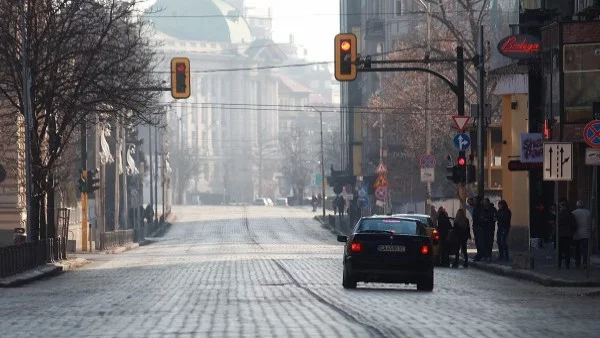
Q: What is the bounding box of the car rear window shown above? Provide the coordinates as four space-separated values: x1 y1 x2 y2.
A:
356 219 422 235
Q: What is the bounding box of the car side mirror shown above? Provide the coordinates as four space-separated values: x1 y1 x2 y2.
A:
337 235 348 243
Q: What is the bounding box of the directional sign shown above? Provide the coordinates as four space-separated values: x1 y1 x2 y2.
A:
543 142 573 181
453 133 471 151
583 120 600 148
375 187 387 200
585 148 600 166
374 175 389 188
419 153 436 169
452 115 471 132
358 196 369 208
375 162 388 175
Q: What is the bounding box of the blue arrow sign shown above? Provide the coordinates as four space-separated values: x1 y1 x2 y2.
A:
453 133 471 151
358 186 367 197
358 196 369 208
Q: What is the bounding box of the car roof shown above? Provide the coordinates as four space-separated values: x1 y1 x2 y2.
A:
394 213 430 218
361 215 419 221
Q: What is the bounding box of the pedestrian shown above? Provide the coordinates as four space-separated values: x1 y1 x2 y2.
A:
311 194 318 212
482 198 497 260
437 206 452 267
348 192 360 227
557 201 576 269
144 204 154 225
572 200 593 269
452 208 471 268
336 195 346 223
472 196 485 261
496 200 512 261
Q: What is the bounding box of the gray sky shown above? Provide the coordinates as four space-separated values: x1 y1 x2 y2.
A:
245 0 339 61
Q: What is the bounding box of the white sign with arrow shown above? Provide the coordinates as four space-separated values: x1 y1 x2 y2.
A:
543 142 573 181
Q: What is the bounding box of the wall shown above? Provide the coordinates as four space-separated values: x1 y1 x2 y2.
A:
501 94 530 251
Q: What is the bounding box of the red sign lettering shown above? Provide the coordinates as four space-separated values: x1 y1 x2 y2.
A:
497 34 542 60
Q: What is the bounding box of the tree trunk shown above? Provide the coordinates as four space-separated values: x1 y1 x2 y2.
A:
39 192 47 240
47 175 56 239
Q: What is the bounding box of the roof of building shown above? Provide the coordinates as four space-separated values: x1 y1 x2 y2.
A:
148 0 252 44
278 74 312 93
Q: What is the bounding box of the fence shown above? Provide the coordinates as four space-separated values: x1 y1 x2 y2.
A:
0 237 68 279
98 229 135 250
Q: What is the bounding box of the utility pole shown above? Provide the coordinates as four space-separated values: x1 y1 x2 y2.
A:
148 125 154 226
417 0 432 213
80 122 88 251
122 121 128 229
476 25 486 199
319 110 326 218
154 124 159 226
19 0 35 241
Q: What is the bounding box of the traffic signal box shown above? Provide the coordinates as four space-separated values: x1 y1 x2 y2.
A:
446 151 475 184
86 169 100 196
334 33 357 81
171 57 190 99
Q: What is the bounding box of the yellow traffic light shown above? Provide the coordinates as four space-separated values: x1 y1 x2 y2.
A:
171 57 190 99
334 33 357 81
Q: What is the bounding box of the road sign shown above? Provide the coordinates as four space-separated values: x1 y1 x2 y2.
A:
420 168 435 183
358 186 367 197
543 142 573 181
375 187 387 200
419 153 436 169
375 162 388 175
452 115 471 132
358 196 369 208
453 133 471 151
374 175 389 188
586 148 600 166
583 120 600 148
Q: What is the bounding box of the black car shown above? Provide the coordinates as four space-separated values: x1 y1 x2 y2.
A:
337 216 435 291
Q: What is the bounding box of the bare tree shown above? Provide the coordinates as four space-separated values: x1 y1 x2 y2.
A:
169 143 202 205
0 0 163 239
279 123 312 204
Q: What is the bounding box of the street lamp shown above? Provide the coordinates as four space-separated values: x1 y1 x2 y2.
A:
310 106 327 218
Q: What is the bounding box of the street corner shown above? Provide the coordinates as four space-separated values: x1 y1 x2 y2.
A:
0 265 61 288
103 242 140 254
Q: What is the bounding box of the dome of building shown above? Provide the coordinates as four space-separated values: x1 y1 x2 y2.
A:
148 0 253 43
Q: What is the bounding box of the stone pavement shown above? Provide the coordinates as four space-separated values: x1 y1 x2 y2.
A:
1 205 599 338
0 258 90 287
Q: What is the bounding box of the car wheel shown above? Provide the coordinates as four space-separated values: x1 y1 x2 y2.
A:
342 267 357 289
417 271 434 291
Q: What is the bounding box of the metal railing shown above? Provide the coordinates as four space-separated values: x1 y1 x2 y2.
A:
0 237 68 279
98 229 135 250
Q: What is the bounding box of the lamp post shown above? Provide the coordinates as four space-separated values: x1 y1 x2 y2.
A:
319 110 326 218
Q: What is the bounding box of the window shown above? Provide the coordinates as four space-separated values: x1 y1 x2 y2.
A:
356 218 423 235
395 1 402 16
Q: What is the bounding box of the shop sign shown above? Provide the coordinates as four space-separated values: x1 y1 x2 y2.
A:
508 160 543 171
520 133 543 163
497 34 541 60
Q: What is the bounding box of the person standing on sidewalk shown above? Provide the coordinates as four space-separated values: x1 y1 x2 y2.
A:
472 196 485 261
572 200 592 269
482 198 497 260
496 200 512 261
452 208 471 268
437 206 453 267
557 201 576 269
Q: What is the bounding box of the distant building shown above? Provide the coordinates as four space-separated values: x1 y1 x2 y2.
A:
149 0 285 203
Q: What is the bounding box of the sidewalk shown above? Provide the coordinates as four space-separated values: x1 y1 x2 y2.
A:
0 257 90 287
463 245 600 287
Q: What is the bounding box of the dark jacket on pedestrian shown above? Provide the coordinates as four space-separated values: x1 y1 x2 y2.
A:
496 208 512 230
557 208 577 238
453 210 471 241
437 210 452 240
483 205 497 229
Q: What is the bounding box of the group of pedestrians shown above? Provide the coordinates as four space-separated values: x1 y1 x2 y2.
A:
555 200 593 269
433 197 512 267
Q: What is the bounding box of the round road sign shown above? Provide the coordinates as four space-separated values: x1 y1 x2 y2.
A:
419 154 436 169
375 187 387 200
583 120 600 148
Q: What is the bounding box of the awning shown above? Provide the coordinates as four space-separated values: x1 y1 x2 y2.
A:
493 74 528 95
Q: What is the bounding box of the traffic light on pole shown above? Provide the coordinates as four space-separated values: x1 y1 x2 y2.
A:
86 169 100 195
334 33 357 81
455 151 467 184
171 57 190 99
457 151 466 167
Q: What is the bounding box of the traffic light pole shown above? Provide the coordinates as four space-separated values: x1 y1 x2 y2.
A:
476 25 486 199
80 121 88 252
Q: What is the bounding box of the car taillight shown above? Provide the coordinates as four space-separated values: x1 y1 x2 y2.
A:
350 242 361 252
432 229 440 241
421 245 429 255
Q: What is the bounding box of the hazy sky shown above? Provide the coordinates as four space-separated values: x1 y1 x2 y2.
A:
245 0 339 61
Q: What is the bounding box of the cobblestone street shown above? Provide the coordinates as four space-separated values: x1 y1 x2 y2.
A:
1 205 600 338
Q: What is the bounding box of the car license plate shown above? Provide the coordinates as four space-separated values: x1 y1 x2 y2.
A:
377 245 405 252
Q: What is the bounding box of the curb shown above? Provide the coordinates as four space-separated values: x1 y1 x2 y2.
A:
103 242 139 254
0 257 90 288
465 259 600 287
314 216 344 236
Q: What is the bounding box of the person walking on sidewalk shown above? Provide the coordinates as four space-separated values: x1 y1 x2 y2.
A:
452 208 471 268
482 198 497 260
496 200 512 261
557 201 576 269
572 200 593 269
